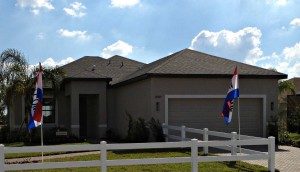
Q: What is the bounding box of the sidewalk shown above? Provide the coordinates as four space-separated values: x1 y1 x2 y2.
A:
5 151 100 164
243 145 300 172
216 145 300 172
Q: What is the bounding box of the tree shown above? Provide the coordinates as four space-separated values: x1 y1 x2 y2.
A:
278 80 296 98
0 48 65 129
277 79 296 141
0 49 28 126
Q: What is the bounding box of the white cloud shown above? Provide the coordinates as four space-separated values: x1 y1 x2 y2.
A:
31 9 39 15
290 18 300 27
41 57 74 67
101 40 133 58
29 57 74 73
276 0 288 6
36 32 46 40
16 0 54 14
190 27 263 65
190 27 300 78
263 42 300 78
57 29 90 41
111 0 140 8
282 42 300 61
63 2 86 18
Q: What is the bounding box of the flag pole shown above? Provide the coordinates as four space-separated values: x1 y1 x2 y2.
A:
39 62 44 164
41 124 44 163
238 97 241 154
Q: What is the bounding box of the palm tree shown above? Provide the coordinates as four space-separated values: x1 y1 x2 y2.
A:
277 79 296 141
0 49 28 126
278 80 296 98
0 48 65 130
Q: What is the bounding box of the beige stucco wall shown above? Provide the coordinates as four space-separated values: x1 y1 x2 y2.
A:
9 96 24 129
63 80 107 138
108 79 151 138
56 92 70 130
108 77 279 138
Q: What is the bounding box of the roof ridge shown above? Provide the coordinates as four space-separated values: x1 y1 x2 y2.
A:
108 55 145 65
147 49 187 73
68 67 109 78
61 56 105 68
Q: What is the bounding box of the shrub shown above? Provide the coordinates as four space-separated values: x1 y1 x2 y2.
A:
126 113 149 143
43 127 83 145
287 111 300 133
106 129 123 142
0 125 9 143
268 115 279 144
148 118 165 142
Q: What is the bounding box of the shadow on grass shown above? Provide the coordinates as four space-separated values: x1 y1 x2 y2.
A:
223 161 279 172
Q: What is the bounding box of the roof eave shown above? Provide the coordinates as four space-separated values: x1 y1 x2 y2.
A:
111 73 287 88
63 77 112 83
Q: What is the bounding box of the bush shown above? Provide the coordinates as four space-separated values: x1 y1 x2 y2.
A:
287 111 300 133
126 113 149 143
268 115 279 144
106 129 123 143
148 118 165 142
0 125 9 143
0 127 34 144
43 127 83 145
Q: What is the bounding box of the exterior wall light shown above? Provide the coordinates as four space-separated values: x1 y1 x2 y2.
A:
271 102 274 111
156 102 160 112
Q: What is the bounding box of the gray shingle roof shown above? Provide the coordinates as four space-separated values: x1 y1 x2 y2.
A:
61 55 145 83
114 48 287 85
62 49 287 86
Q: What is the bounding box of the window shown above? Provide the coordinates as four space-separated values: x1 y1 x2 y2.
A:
43 98 55 123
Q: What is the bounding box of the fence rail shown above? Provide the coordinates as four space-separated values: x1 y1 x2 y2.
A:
0 124 275 172
162 124 275 172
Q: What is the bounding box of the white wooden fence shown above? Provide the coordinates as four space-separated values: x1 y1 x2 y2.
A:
0 124 275 172
162 124 275 172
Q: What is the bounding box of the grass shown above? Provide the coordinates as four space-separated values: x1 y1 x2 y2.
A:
288 132 300 142
6 149 272 172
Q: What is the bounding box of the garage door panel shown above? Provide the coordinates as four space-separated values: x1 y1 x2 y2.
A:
169 98 263 137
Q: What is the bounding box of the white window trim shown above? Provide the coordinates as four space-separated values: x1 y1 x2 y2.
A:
164 94 267 137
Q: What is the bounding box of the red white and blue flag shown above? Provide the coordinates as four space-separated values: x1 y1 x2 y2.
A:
221 67 239 124
28 63 43 129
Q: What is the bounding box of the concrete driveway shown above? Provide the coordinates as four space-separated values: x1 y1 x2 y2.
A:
243 145 300 172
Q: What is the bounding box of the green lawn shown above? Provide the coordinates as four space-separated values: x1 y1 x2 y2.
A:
7 149 273 172
288 132 300 147
289 132 300 142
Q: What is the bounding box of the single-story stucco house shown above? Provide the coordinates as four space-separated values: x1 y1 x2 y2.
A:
9 49 287 139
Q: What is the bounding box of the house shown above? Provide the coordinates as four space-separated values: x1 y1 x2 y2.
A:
10 49 287 139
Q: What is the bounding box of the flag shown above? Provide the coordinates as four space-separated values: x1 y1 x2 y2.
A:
28 63 43 129
221 66 239 124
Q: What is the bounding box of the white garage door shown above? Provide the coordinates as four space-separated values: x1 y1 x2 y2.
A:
168 98 263 137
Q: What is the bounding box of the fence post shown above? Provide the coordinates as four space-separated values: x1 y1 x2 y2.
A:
181 125 186 141
203 128 208 155
231 132 237 155
191 139 198 172
0 144 4 172
268 136 275 172
162 123 168 142
100 141 107 172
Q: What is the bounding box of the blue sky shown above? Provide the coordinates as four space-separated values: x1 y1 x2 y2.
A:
0 0 300 78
